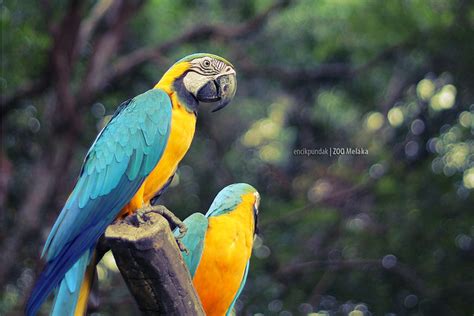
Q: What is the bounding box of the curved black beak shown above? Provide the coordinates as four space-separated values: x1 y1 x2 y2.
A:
196 73 237 112
253 205 259 235
253 191 260 235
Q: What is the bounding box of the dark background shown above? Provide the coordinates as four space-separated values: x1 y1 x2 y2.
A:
1 0 473 315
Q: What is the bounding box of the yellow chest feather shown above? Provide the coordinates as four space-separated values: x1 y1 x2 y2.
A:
193 194 256 316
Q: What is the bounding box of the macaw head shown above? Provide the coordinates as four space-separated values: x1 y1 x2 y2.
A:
206 183 260 235
155 53 237 113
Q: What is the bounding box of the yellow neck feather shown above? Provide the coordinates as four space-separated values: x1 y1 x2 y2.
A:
226 192 257 232
154 61 191 94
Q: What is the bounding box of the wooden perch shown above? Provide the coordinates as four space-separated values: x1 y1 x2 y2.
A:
105 207 205 315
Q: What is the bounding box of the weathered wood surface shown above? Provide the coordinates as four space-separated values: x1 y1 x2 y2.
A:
105 207 204 316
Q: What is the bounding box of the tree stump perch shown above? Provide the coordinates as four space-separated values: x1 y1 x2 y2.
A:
105 207 205 315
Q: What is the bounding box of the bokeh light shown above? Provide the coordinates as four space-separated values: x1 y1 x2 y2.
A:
365 112 384 131
387 107 404 127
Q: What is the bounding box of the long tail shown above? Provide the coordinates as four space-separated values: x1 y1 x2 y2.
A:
50 250 96 316
26 250 93 316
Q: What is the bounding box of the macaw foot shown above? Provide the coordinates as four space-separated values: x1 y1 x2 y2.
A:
136 205 189 253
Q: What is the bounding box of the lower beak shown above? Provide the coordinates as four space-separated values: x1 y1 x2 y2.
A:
196 73 237 112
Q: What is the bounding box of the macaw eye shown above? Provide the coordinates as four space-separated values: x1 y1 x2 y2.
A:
203 60 211 67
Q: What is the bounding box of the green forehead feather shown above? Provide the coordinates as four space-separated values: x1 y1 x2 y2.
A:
176 53 234 68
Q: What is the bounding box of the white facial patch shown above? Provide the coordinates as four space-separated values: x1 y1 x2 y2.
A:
183 71 212 95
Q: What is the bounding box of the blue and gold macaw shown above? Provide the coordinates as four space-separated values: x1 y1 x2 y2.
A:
26 53 237 316
177 183 260 316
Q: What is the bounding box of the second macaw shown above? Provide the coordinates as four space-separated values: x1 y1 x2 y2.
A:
26 53 237 316
177 183 260 316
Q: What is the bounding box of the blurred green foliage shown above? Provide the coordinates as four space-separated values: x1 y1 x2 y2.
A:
1 0 473 315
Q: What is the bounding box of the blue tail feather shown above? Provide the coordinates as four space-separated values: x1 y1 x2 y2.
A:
26 239 97 316
50 250 91 316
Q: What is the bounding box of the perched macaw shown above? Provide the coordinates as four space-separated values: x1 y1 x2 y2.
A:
177 183 260 316
26 53 237 316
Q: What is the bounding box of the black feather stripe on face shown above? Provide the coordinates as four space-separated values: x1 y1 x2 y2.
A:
190 57 226 76
173 72 199 112
192 66 215 76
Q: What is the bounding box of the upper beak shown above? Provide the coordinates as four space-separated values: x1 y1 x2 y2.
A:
196 72 237 112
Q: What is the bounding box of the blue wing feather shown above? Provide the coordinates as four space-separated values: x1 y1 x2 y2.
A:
26 89 172 316
174 213 208 277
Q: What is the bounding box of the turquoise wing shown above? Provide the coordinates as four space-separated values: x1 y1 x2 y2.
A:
175 213 208 276
226 260 250 316
26 89 172 316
